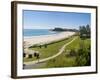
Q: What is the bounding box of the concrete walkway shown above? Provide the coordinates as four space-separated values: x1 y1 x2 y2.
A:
24 37 77 67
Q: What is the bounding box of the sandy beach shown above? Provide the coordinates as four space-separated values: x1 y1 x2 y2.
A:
24 31 75 48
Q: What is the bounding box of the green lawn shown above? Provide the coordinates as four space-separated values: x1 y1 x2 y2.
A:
42 37 91 68
23 36 75 62
23 36 91 68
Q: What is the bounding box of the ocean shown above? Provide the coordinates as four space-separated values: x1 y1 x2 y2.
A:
24 29 58 37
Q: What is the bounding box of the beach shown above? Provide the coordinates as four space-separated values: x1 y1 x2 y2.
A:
24 31 75 48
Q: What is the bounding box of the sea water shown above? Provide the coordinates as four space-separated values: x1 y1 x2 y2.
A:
24 29 58 37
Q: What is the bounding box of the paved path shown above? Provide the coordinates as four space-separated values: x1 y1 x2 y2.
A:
24 37 77 67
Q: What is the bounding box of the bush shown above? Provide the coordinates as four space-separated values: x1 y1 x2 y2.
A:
69 49 76 56
75 43 91 66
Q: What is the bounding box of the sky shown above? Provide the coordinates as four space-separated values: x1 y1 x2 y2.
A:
23 10 91 29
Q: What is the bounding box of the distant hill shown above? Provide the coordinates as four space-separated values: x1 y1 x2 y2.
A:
51 28 79 32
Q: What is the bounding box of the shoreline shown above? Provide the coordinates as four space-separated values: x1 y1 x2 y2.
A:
24 32 60 39
24 31 76 48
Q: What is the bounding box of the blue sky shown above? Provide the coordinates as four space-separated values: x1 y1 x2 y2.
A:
23 10 91 29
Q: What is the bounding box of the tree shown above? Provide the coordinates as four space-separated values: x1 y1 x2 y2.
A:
86 24 90 38
79 24 91 39
79 26 82 38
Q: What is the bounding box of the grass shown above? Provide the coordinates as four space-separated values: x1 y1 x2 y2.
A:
23 36 91 68
41 37 91 68
45 54 76 68
23 36 75 62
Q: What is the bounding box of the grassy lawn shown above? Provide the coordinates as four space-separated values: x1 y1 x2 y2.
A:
23 36 75 62
23 36 91 68
42 37 91 68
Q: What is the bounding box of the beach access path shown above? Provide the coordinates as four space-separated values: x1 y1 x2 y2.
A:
24 36 78 67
